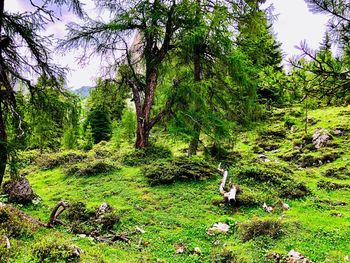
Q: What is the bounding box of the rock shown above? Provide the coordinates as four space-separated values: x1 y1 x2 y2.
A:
263 202 273 213
333 129 344 136
69 245 83 258
284 250 313 263
0 235 10 249
2 176 35 203
96 202 112 217
136 226 145 234
175 243 185 254
191 247 201 255
312 128 331 149
207 222 230 235
258 154 270 162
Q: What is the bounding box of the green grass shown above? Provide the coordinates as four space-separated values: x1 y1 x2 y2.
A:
3 106 350 262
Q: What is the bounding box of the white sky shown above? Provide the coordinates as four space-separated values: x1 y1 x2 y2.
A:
6 0 329 88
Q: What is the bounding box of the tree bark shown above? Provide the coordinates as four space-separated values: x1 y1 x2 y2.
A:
0 101 6 188
135 68 158 148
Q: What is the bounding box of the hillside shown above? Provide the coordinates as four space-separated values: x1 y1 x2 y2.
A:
1 106 350 262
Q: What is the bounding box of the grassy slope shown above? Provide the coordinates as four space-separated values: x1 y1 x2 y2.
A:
7 106 350 262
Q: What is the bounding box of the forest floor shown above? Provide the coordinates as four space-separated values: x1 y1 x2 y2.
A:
1 106 350 262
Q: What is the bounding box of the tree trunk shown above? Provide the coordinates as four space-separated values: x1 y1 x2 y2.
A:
188 40 202 155
135 68 158 149
0 101 7 188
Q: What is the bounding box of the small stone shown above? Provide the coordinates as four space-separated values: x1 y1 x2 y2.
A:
136 226 145 234
175 243 185 254
192 247 201 255
207 222 230 235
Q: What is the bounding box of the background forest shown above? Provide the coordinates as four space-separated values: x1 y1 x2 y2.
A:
0 0 350 262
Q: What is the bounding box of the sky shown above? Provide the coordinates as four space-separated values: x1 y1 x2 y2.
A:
6 0 329 89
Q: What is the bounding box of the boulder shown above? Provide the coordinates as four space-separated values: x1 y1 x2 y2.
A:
312 129 331 149
3 176 35 203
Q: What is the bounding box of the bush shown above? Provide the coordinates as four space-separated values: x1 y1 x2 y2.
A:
0 204 36 238
36 151 87 170
65 160 116 176
122 144 172 166
32 236 82 263
65 202 119 235
321 167 350 180
235 163 310 199
238 217 283 242
317 180 350 191
143 156 218 185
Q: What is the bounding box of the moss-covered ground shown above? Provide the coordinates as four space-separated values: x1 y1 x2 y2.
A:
2 106 350 262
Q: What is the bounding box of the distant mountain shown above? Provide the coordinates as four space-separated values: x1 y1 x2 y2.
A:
71 86 94 98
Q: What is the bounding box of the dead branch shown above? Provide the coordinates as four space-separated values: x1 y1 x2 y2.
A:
217 164 239 205
47 201 69 228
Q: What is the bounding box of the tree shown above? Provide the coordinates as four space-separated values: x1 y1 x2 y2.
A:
87 78 129 122
60 0 193 148
86 106 112 144
0 0 82 187
292 0 350 98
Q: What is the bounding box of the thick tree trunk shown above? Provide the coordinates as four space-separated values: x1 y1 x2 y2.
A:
135 68 158 149
0 102 7 188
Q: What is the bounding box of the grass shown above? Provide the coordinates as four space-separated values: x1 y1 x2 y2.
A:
2 105 350 262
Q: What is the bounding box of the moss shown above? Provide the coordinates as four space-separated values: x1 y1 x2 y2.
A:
32 235 82 262
36 151 87 170
65 202 119 235
64 160 117 176
0 204 37 238
238 217 284 242
142 156 218 185
299 151 340 167
317 180 350 191
235 163 310 199
321 167 350 180
122 144 172 166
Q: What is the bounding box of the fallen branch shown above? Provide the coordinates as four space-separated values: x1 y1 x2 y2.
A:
217 164 239 205
47 201 69 228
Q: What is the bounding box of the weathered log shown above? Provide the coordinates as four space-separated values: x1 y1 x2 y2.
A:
47 201 69 228
217 164 238 205
0 202 46 227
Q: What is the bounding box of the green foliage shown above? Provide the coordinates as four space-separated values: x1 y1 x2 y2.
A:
238 217 284 242
64 160 117 177
36 151 87 170
317 180 350 191
142 156 218 185
235 163 310 199
32 235 81 263
87 78 129 122
122 144 172 166
66 202 120 234
86 106 112 144
82 125 94 151
0 205 36 238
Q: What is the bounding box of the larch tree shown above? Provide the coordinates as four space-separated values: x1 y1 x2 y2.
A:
60 0 191 149
0 0 82 187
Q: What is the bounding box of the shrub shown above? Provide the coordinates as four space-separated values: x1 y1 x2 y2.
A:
91 141 113 159
32 236 82 263
0 204 37 238
36 151 87 170
317 180 350 190
299 150 340 167
122 144 172 166
65 160 116 176
238 217 283 242
65 202 119 235
235 163 310 199
143 156 218 185
321 167 350 180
